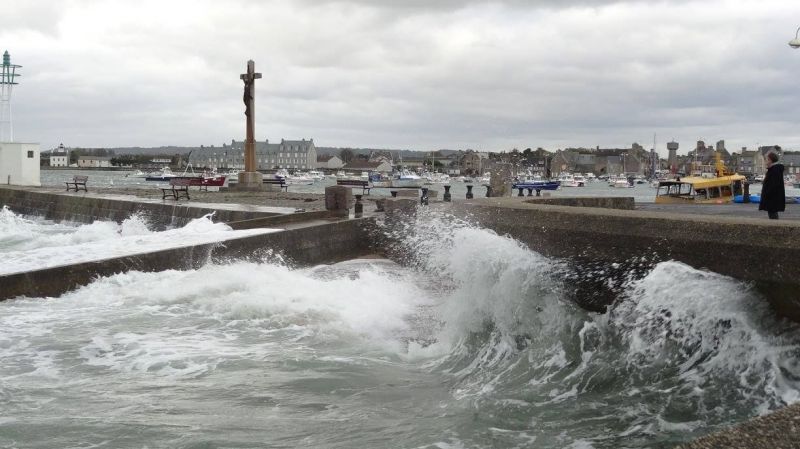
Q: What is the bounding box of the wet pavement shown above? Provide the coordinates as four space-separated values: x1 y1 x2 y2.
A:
637 202 800 221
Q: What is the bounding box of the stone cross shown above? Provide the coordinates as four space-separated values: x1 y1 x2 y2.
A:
240 60 262 173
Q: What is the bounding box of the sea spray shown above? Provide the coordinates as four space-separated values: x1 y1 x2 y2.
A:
0 210 278 275
1 206 799 448
381 206 800 447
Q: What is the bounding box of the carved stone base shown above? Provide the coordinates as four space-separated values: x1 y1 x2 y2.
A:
233 171 265 191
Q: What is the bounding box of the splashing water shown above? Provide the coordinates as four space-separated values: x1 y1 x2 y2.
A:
0 207 280 275
0 207 798 448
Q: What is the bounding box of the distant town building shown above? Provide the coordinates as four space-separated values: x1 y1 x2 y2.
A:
781 153 800 176
49 143 69 167
150 158 172 164
188 138 317 171
77 156 111 168
667 141 679 173
342 160 392 173
460 150 486 175
316 154 344 170
550 143 648 176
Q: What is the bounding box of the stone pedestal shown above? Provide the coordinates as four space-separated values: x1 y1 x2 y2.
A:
489 163 513 197
325 185 352 218
234 171 265 191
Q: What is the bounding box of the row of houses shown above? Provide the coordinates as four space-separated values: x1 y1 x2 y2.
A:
47 138 800 177
186 139 492 174
48 144 113 167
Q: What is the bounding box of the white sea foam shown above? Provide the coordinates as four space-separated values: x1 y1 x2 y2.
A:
0 209 281 275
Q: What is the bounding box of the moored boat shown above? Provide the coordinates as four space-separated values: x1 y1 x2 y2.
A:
655 154 746 204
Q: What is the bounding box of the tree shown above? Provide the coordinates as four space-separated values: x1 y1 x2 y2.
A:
339 148 355 163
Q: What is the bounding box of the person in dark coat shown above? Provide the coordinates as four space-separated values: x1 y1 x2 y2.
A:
759 152 785 219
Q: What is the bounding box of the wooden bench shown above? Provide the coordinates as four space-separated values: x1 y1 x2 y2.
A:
160 178 192 200
336 179 371 194
264 177 288 192
65 175 88 192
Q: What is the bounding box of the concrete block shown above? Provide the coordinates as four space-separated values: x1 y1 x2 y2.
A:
325 185 352 218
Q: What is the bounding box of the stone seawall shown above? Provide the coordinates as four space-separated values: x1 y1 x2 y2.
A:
1 218 374 300
0 187 287 229
447 197 800 319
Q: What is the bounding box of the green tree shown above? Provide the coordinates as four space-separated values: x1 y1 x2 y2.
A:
339 148 355 163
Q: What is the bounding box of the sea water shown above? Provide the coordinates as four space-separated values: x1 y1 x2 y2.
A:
0 206 279 275
0 207 798 448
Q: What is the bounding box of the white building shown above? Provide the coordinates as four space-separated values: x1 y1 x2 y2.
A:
49 143 69 167
0 142 41 186
77 156 111 168
317 154 344 169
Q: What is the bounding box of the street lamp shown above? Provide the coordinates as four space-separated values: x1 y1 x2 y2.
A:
790 26 800 48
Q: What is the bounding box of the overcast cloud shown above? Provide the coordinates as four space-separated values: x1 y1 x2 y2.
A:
3 0 800 155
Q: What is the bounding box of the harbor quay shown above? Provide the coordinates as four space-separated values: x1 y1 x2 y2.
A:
1 184 800 447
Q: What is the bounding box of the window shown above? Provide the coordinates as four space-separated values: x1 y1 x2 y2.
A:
708 187 721 199
27 151 34 158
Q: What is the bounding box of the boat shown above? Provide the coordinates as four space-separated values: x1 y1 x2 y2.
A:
557 173 585 187
307 170 325 181
287 171 315 185
391 169 424 188
145 167 179 181
655 153 746 204
609 175 633 188
126 170 147 178
512 180 561 191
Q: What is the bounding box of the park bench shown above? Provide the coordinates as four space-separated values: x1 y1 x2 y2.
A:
336 179 371 195
65 175 88 192
160 178 192 200
264 177 288 192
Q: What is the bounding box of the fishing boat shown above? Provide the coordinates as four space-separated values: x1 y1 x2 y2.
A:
512 180 561 191
655 153 746 204
557 173 585 187
390 169 424 188
145 167 179 181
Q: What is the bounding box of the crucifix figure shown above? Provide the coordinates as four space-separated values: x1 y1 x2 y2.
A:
240 60 262 173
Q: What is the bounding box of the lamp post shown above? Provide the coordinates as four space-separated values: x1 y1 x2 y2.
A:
790 26 800 48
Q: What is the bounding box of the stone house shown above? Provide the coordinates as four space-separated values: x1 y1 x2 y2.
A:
189 138 317 171
77 156 111 168
316 154 344 170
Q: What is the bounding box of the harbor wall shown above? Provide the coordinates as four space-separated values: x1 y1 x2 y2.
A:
446 197 800 319
0 186 286 229
0 218 374 300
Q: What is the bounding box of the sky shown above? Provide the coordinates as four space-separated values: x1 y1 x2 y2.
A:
3 0 800 155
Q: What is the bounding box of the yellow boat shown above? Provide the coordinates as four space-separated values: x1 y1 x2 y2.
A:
655 153 746 204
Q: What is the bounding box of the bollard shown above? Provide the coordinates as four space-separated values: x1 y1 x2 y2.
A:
485 185 492 197
743 182 750 203
443 185 451 202
391 191 398 198
354 194 363 218
517 187 524 197
420 188 429 205
527 188 533 197
375 198 386 212
466 185 474 199
536 189 542 197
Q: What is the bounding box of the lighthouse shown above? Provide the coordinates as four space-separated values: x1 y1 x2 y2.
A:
0 51 40 186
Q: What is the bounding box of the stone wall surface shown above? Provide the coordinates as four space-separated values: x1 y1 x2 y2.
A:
0 187 284 229
0 218 374 300
446 198 800 318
